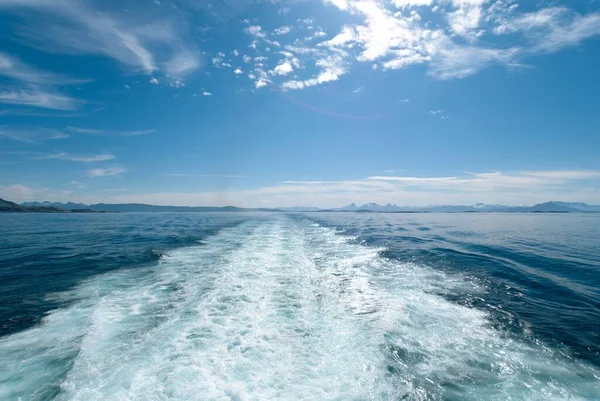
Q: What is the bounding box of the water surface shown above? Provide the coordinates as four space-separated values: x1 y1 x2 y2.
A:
0 212 599 400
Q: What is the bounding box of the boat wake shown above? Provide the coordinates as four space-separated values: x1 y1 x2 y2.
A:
1 216 598 400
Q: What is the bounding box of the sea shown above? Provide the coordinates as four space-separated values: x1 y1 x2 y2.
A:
0 212 599 400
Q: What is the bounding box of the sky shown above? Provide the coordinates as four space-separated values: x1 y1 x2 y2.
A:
0 0 599 207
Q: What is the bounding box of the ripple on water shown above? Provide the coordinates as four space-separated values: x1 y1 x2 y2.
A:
0 216 599 400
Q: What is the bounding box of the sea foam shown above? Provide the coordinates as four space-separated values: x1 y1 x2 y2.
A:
1 216 598 400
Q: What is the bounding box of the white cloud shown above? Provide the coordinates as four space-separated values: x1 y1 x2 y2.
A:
233 68 243 74
0 89 80 110
313 29 327 38
324 0 350 10
3 0 599 103
67 127 154 136
368 175 460 183
115 130 153 137
351 1 424 61
427 37 521 79
320 26 357 48
305 28 328 41
202 91 212 96
392 0 433 7
0 52 86 85
429 110 443 115
273 26 292 35
0 127 69 143
88 166 127 177
50 131 70 139
495 8 600 53
319 1 434 75
0 129 35 143
162 173 245 178
0 0 199 79
246 25 265 38
447 1 485 40
519 170 600 180
494 7 567 35
163 49 200 81
255 79 268 89
273 62 294 75
314 0 600 84
149 77 159 84
35 168 600 207
0 184 37 202
282 53 347 90
46 152 115 162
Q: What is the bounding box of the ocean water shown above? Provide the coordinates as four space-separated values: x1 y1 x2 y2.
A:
0 212 599 400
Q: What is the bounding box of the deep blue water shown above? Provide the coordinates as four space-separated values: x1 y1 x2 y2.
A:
0 212 599 400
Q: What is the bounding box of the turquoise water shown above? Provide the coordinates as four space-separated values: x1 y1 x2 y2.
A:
0 213 599 400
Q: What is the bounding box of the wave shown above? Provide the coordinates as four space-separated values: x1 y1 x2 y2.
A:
0 216 598 400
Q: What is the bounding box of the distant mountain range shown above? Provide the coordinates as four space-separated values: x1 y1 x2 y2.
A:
0 199 105 213
16 200 280 213
2 199 599 213
282 201 600 213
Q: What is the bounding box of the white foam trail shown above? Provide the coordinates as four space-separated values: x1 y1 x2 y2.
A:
0 217 598 400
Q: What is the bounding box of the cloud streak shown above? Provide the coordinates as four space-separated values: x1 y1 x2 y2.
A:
0 89 81 110
0 127 70 143
0 0 201 83
88 166 127 177
0 52 88 85
30 168 600 207
46 152 115 163
0 51 86 111
4 169 599 207
162 174 246 178
67 127 154 136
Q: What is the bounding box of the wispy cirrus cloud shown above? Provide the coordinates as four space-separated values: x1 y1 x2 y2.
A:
0 127 70 143
88 166 127 177
0 89 81 110
0 52 87 86
0 0 201 84
0 51 85 111
366 170 600 191
518 170 600 180
46 152 115 163
67 127 154 136
163 173 246 178
494 7 600 53
0 109 82 118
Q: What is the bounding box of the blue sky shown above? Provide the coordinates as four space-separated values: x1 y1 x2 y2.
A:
1 0 599 207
